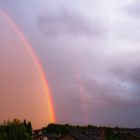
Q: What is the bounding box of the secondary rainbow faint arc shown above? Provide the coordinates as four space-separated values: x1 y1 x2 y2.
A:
0 9 55 122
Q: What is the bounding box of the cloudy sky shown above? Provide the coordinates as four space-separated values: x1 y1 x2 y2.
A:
0 0 140 128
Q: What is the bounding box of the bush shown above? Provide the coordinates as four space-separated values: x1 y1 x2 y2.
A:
0 119 32 140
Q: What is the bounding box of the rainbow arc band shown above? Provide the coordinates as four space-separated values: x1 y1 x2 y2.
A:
0 9 55 123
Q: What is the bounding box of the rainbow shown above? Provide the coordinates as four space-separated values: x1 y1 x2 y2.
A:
0 9 55 122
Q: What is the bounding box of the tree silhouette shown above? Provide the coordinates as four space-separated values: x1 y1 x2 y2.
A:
0 119 32 140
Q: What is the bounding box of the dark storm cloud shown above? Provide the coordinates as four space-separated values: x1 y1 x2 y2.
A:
74 76 140 107
37 9 105 37
106 51 140 106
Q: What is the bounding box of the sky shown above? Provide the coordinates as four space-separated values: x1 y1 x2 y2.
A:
0 0 140 128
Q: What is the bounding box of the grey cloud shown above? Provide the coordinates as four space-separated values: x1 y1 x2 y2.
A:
85 80 140 107
109 51 140 85
124 0 140 18
105 51 140 105
37 9 105 37
113 1 140 42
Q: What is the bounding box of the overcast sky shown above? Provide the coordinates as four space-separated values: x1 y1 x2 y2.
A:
0 0 140 128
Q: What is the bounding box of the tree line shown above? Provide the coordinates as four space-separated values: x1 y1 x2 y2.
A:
0 119 32 140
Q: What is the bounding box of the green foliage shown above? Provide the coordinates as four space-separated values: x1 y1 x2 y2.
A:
0 119 32 140
45 124 99 136
45 123 69 135
23 120 32 135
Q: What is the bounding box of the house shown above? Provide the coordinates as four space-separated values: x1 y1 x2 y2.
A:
84 128 105 140
33 133 54 140
128 128 140 136
33 129 54 140
33 134 48 140
127 132 140 140
33 129 43 135
58 132 101 140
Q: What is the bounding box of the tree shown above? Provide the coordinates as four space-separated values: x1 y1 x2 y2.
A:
26 122 32 135
23 120 32 135
0 119 32 140
46 123 69 135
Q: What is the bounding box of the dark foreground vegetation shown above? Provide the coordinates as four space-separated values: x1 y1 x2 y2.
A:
0 119 140 140
0 119 32 140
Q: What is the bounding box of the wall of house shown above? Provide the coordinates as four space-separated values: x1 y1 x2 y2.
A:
60 135 76 140
33 136 48 140
43 137 48 140
126 135 139 140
